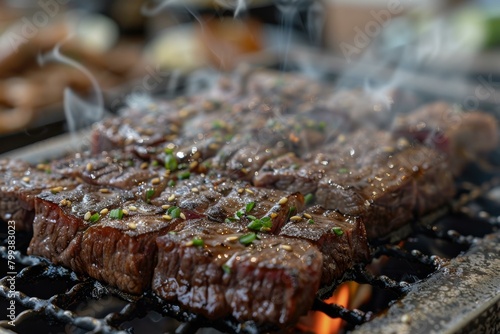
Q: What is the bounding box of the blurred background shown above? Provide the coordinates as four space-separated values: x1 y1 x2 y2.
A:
1 0 500 154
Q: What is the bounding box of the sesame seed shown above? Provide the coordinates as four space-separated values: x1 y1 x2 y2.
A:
278 197 288 205
66 200 72 206
36 163 46 170
303 213 312 219
208 143 220 150
51 186 63 194
280 245 293 251
237 188 244 194
180 212 186 220
59 199 67 206
185 240 194 247
189 161 199 169
86 163 93 172
128 205 137 211
161 204 171 210
140 162 149 169
168 194 176 202
22 176 30 182
225 236 239 242
290 215 302 221
128 222 137 229
163 170 171 177
100 208 109 215
84 212 91 221
245 188 254 195
270 213 278 218
191 187 199 193
162 215 172 220
99 188 110 194
122 209 129 215
151 177 161 185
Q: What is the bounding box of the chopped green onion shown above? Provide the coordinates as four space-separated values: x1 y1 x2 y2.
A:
331 227 344 236
247 220 263 231
164 155 178 171
167 180 176 187
191 237 204 247
246 215 257 220
225 218 236 223
89 213 100 223
247 216 273 232
146 189 155 203
317 121 327 132
109 209 124 220
308 219 315 224
338 168 349 174
178 171 191 180
304 193 314 205
261 216 272 223
235 210 243 219
164 147 174 154
222 264 231 274
245 202 256 213
284 206 297 223
212 120 224 130
45 169 52 174
151 160 159 167
167 206 181 218
239 232 257 246
168 231 177 235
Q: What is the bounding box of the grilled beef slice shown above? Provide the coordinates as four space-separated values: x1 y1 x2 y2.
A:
280 206 369 287
256 130 455 240
51 151 172 204
0 159 77 231
392 101 499 174
205 186 304 234
315 145 455 240
153 220 323 326
28 184 182 294
254 130 395 195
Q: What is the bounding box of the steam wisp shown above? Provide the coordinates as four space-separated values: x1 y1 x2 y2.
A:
38 41 105 145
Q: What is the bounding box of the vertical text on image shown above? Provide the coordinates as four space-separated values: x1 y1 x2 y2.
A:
6 220 16 326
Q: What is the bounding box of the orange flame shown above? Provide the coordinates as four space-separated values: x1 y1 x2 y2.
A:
314 284 350 334
298 283 350 334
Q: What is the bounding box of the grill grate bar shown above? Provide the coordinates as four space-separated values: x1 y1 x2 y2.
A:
0 276 127 333
372 244 447 269
311 298 371 325
353 266 410 295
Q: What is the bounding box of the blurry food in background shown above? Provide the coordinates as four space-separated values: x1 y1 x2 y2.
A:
146 17 263 71
0 10 146 134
